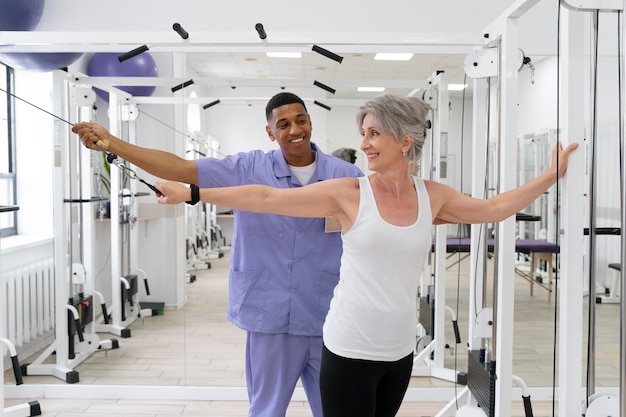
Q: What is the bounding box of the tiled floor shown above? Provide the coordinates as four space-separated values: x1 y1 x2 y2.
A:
4 250 620 416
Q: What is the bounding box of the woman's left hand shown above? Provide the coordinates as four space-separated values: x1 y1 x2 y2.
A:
154 181 191 205
552 141 579 179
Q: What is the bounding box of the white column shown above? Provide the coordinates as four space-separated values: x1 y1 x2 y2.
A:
469 77 489 351
558 6 587 416
492 13 519 415
106 89 126 336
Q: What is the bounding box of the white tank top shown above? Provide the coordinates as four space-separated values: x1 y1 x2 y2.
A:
323 175 432 361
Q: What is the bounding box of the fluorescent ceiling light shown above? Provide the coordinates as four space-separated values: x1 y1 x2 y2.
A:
266 52 302 58
374 53 414 61
448 84 468 91
357 87 385 92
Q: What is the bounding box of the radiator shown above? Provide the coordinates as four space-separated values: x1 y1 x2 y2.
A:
2 259 55 349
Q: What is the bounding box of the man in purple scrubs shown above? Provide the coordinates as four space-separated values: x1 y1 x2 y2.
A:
73 92 363 417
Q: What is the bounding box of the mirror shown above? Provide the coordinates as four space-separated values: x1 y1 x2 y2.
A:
2 1 621 409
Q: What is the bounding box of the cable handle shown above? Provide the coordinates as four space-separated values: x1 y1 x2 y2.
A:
96 143 164 196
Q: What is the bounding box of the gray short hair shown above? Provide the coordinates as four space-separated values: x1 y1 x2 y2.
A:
356 94 431 164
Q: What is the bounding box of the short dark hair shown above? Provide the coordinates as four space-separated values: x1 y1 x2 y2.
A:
332 148 357 164
265 92 307 121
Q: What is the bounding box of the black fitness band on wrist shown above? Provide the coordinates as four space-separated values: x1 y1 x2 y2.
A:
186 184 200 205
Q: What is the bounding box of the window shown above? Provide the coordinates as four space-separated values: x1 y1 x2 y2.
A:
0 63 17 237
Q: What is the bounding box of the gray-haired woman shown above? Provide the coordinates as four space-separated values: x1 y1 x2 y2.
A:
153 94 578 417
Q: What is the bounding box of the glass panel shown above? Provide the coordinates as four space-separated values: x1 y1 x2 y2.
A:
0 63 16 236
0 63 8 174
0 176 15 231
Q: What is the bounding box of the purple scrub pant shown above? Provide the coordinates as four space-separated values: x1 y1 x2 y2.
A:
245 332 323 417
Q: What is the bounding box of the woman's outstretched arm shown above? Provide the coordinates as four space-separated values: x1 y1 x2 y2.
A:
154 177 358 220
430 141 579 225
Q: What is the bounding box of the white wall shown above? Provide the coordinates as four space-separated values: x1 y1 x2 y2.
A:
14 72 54 238
201 85 331 156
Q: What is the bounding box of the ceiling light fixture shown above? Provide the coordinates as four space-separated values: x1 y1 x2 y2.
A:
266 52 302 58
374 53 414 61
448 84 468 91
313 80 336 94
357 87 385 92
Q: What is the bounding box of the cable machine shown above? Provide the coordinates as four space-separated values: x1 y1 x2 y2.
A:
1 206 41 417
73 52 201 323
411 71 466 385
185 132 223 276
436 1 559 415
21 71 119 383
517 128 555 241
440 0 624 416
563 1 624 415
95 87 154 338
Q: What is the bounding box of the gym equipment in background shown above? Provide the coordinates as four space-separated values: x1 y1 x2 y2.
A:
87 52 158 101
20 71 119 384
0 205 42 416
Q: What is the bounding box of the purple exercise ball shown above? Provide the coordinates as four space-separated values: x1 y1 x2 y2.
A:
0 0 84 72
87 52 159 100
0 52 84 72
0 0 45 30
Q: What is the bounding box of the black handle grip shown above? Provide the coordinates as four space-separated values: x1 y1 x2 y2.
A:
144 278 151 296
452 320 461 344
522 396 533 417
75 319 84 342
173 23 189 39
583 227 621 235
101 303 110 324
140 179 164 196
11 355 23 385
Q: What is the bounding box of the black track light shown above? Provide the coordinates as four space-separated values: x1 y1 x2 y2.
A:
118 45 149 63
171 79 194 93
203 99 221 110
314 100 331 111
312 45 343 63
173 23 189 40
255 23 267 40
313 80 336 95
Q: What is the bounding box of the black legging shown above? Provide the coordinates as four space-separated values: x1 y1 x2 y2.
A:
319 345 414 417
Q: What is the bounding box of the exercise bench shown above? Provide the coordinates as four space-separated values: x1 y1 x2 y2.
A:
432 236 561 303
596 263 621 304
514 239 560 303
431 237 495 270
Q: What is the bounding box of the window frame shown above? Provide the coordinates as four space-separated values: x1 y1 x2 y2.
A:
0 63 17 237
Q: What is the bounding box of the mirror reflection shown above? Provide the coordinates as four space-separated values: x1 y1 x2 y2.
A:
1 1 623 415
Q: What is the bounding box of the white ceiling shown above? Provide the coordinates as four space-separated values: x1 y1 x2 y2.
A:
184 51 470 100
0 0 568 101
